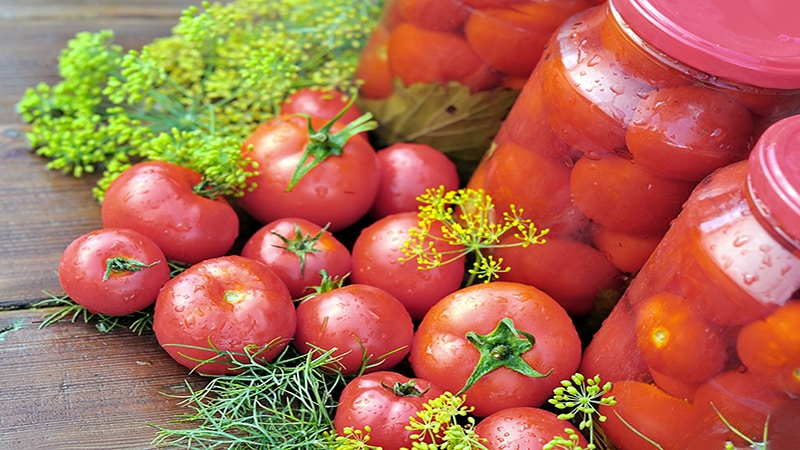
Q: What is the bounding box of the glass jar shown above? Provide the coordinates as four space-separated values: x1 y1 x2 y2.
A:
579 115 800 449
354 0 600 177
470 0 800 315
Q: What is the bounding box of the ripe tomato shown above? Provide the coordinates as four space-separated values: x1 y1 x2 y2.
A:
482 141 589 236
493 235 621 316
634 293 729 384
396 0 471 31
280 87 364 125
350 212 465 321
736 300 800 396
598 380 696 450
333 371 445 449
355 24 394 99
101 161 239 264
370 142 460 219
58 228 170 316
464 1 592 77
626 85 754 182
240 217 352 299
237 113 379 231
590 224 661 273
387 22 500 92
294 283 414 375
691 370 795 448
474 406 588 450
152 255 295 375
409 281 582 417
570 152 695 236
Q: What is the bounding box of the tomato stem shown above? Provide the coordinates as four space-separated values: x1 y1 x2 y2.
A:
382 380 431 397
457 317 552 395
270 222 330 276
103 256 160 281
286 95 378 192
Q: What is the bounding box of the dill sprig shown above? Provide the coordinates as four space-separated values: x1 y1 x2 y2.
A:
33 293 153 335
151 344 350 449
545 373 616 450
400 186 550 285
17 0 384 201
404 391 488 450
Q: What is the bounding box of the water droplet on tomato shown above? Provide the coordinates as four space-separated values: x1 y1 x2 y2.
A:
742 272 759 285
733 235 750 247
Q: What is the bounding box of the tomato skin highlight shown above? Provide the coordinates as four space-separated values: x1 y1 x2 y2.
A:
240 217 352 299
334 371 445 449
153 255 296 375
101 161 239 264
475 406 588 450
238 114 380 232
58 228 170 316
294 284 414 375
409 281 582 417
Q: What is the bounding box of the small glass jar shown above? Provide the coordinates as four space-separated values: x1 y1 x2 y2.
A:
354 0 600 177
579 115 800 449
473 0 800 315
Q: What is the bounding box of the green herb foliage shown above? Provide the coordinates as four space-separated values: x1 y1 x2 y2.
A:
17 0 384 201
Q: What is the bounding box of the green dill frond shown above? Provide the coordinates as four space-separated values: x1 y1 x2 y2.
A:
17 0 384 201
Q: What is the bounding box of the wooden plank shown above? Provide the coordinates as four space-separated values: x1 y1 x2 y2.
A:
0 308 203 449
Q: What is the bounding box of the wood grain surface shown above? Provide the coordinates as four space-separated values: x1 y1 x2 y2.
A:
0 2 214 448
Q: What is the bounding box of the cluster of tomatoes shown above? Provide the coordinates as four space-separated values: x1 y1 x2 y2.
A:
56 88 590 449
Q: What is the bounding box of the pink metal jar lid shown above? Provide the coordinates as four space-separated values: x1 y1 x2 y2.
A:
748 114 800 242
610 0 800 89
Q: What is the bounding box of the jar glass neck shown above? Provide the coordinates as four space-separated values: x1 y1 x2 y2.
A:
746 174 800 255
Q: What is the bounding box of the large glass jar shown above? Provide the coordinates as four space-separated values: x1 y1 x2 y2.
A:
354 0 600 177
579 115 800 449
471 0 800 315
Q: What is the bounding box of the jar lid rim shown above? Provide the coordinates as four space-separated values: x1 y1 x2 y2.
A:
610 0 800 89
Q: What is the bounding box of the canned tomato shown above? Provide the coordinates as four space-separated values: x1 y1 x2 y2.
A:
354 0 600 177
471 0 800 315
580 115 800 450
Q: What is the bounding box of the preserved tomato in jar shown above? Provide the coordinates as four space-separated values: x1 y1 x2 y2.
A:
581 115 800 449
472 0 800 315
354 0 598 177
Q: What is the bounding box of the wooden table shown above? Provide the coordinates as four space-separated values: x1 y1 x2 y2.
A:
0 2 216 448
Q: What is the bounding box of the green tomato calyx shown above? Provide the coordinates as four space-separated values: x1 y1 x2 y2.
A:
103 256 160 281
457 317 552 395
382 379 430 398
287 95 377 192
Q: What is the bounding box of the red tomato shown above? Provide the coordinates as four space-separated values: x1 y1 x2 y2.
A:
474 406 588 450
101 161 239 264
280 88 364 125
579 301 652 385
396 0 471 31
464 1 592 77
355 24 394 100
409 281 582 417
294 283 414 375
334 371 446 449
152 255 295 375
634 293 729 384
238 114 379 231
691 370 794 448
58 228 170 316
626 85 754 182
350 212 465 321
736 300 800 396
482 141 589 236
599 380 696 450
570 152 695 236
590 224 661 274
493 235 621 316
387 22 500 92
240 217 352 299
370 142 460 219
